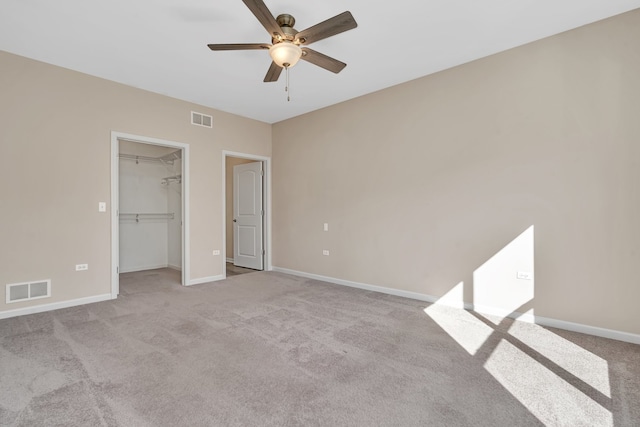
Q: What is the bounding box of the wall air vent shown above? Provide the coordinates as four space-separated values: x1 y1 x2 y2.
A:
6 280 51 304
191 111 213 128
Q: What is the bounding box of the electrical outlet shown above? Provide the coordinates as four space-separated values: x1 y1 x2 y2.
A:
517 271 533 280
322 250 330 256
75 264 89 271
212 250 220 256
323 223 329 232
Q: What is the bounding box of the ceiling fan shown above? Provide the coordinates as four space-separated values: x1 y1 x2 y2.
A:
207 0 358 83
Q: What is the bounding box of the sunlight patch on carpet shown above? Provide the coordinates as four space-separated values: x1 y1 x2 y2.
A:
484 339 612 426
507 319 611 398
423 303 493 356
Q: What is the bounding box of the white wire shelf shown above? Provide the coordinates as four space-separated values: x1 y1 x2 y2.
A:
119 213 175 222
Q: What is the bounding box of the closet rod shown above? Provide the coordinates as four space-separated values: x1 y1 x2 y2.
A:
119 213 175 223
162 175 182 185
118 153 176 165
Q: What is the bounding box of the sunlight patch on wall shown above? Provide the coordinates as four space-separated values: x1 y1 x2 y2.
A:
473 226 535 324
435 280 465 308
484 339 612 426
508 320 611 398
424 283 493 355
422 225 613 423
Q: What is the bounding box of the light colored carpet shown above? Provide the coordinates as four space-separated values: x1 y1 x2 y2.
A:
1 269 638 426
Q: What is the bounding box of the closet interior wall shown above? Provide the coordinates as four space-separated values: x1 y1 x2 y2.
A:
119 140 182 274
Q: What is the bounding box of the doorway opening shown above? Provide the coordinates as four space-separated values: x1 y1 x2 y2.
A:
223 151 271 278
111 132 190 297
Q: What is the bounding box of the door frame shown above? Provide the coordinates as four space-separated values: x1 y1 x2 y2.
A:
223 151 272 277
111 131 190 298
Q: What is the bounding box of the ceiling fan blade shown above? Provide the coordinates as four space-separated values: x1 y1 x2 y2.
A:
264 62 283 82
208 43 270 51
301 48 346 73
242 0 283 38
295 11 357 45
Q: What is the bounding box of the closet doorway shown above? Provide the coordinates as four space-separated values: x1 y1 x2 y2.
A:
111 132 190 297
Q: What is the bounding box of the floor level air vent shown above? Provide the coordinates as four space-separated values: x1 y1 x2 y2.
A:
191 111 213 128
6 280 51 304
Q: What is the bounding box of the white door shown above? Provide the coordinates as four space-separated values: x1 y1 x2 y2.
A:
233 161 263 270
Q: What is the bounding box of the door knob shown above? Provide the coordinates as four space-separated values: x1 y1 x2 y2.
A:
233 219 237 222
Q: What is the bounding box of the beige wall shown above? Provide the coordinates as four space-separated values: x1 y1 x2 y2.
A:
2 10 639 335
225 156 254 260
272 10 640 334
0 51 271 313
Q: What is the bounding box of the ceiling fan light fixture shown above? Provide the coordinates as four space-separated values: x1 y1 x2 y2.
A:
269 41 302 68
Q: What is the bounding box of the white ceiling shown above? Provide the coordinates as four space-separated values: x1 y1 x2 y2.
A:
2 1 639 123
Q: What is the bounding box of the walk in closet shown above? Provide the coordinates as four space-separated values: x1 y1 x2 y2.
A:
118 140 182 277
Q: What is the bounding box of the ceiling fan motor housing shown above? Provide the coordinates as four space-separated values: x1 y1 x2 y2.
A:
273 14 299 43
276 14 295 28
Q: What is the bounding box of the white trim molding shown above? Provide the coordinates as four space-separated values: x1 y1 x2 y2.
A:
0 294 113 320
272 267 640 345
189 275 225 286
119 264 171 274
111 131 191 298
272 267 446 304
505 311 640 345
222 151 273 275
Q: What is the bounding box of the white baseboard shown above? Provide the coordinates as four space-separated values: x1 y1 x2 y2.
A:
511 312 640 345
226 258 234 264
120 264 169 274
0 293 113 320
273 266 451 304
188 274 225 286
272 267 640 345
168 264 182 272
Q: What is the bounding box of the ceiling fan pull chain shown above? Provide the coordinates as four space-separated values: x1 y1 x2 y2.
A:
285 66 291 102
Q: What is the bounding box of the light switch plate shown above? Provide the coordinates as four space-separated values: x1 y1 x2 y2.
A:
98 202 106 212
